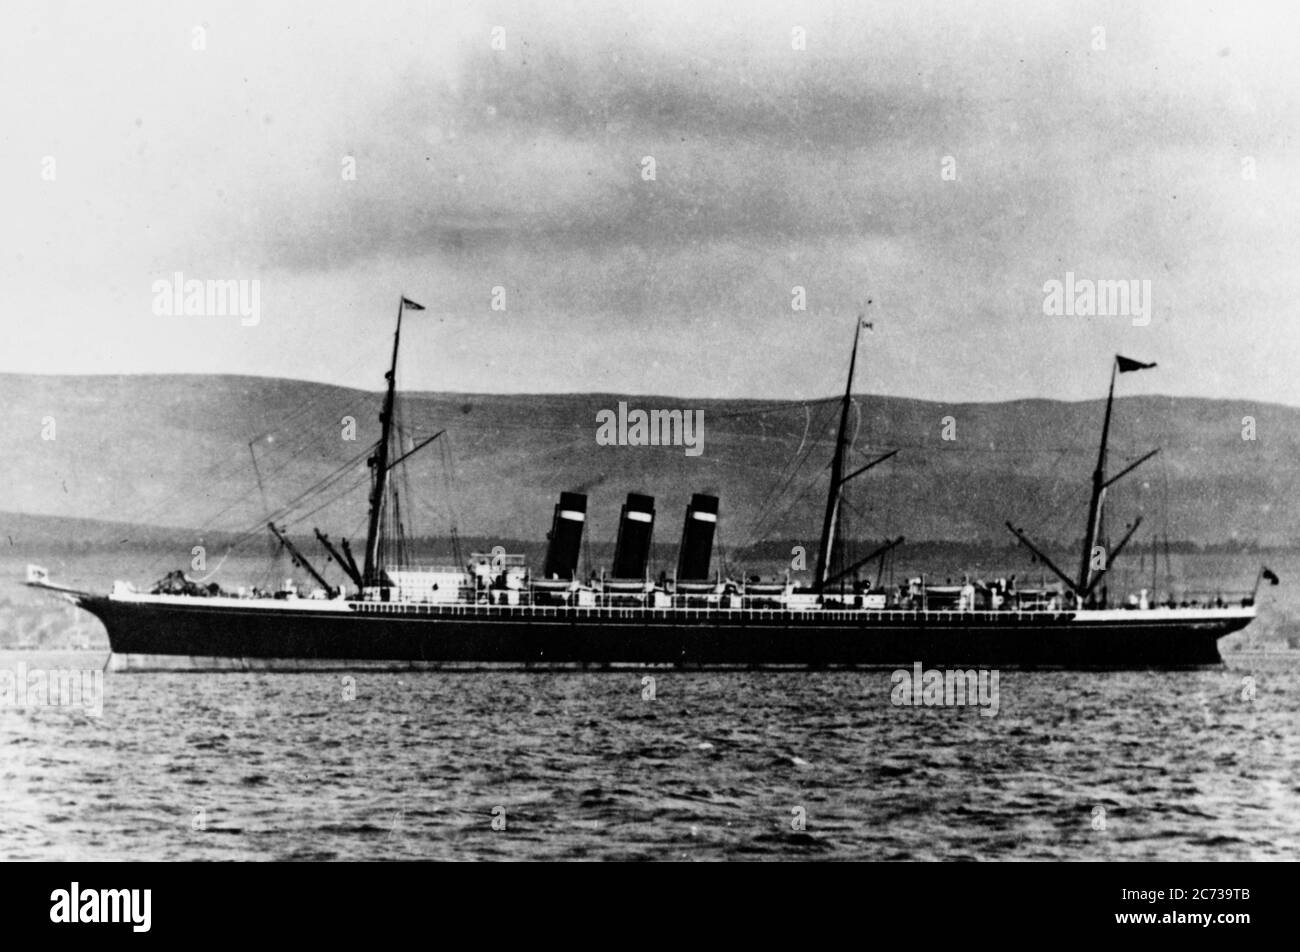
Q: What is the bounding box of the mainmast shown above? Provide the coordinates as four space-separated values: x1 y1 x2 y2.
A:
362 297 407 587
815 320 863 591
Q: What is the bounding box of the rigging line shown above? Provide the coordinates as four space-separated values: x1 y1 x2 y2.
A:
836 441 1114 455
746 463 832 550
743 440 827 549
228 389 371 479
242 393 378 480
248 436 378 515
106 394 354 542
420 416 895 446
1153 398 1174 552
748 402 819 529
839 494 876 529
741 447 816 549
751 422 818 515
212 482 362 573
497 430 609 485
395 403 418 546
233 450 363 534
701 396 843 420
794 402 812 461
438 434 464 563
1013 447 1084 539
741 400 837 546
1158 450 1173 586
199 441 376 543
292 393 379 447
1033 483 1092 550
214 447 377 555
111 447 265 539
246 391 358 452
762 400 843 512
136 391 379 550
436 423 599 438
1000 395 1110 536
258 469 369 542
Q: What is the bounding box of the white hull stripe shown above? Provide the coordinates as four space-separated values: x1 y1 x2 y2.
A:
692 512 718 522
559 510 585 521
627 511 652 523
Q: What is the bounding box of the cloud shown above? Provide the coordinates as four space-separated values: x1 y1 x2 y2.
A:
3 0 1299 403
194 0 1296 276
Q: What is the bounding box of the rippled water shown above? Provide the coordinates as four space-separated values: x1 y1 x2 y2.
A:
2 650 1297 860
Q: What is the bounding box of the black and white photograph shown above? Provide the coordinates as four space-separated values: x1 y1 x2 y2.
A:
0 0 1294 912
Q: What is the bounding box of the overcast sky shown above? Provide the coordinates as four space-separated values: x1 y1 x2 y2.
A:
2 0 1297 403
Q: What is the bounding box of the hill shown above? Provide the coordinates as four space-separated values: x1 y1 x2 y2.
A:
1 373 1296 554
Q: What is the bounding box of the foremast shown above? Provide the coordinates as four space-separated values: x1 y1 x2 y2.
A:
363 297 409 588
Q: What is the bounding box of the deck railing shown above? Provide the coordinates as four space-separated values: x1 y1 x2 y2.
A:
346 600 1253 621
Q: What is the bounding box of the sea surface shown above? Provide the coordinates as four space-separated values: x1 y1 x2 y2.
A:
1 650 1297 860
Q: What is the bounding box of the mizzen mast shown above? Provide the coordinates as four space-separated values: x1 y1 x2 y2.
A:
1076 355 1159 597
1076 360 1118 595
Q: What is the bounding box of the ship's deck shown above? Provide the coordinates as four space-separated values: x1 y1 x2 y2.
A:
102 591 1256 626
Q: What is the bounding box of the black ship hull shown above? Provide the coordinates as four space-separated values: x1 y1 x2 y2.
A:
79 595 1251 669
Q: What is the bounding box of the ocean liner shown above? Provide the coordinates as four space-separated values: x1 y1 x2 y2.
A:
27 298 1265 668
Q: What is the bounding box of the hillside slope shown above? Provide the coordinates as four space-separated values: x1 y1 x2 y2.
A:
1 373 1296 550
